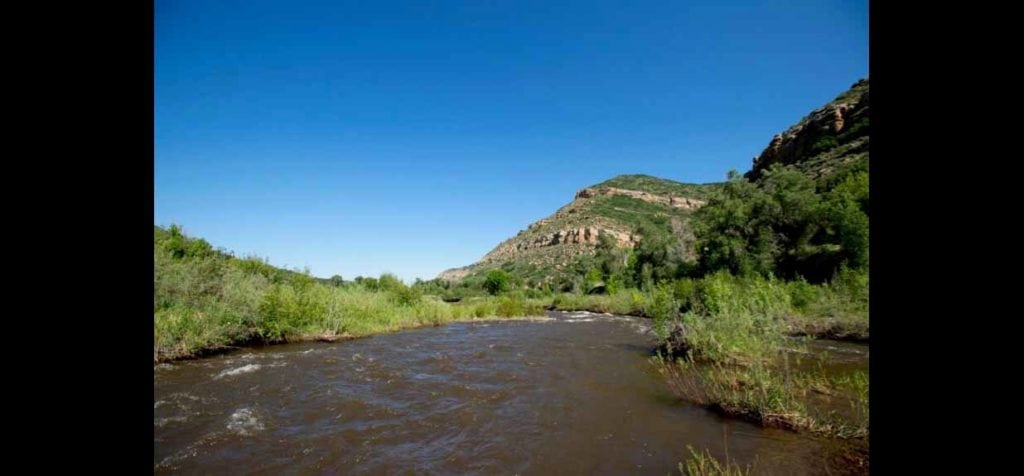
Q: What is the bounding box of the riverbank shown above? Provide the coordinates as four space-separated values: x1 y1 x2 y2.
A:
155 291 552 363
155 311 553 363
542 272 869 460
547 271 869 344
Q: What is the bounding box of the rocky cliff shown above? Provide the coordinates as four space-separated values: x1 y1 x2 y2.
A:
747 78 869 181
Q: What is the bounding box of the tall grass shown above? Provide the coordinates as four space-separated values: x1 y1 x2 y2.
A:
154 247 548 362
679 445 755 476
537 269 870 441
642 270 868 439
551 269 868 357
655 355 868 439
677 272 794 364
551 290 646 315
785 267 869 340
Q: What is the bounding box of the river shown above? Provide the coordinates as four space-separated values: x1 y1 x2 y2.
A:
155 311 866 474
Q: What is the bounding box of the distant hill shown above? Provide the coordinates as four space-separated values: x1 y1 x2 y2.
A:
437 175 721 285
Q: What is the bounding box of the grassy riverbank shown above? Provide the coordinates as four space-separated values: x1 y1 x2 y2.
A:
154 226 548 362
619 272 868 443
549 270 868 343
545 269 868 443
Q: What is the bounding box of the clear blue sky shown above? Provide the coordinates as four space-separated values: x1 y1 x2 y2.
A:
155 0 867 282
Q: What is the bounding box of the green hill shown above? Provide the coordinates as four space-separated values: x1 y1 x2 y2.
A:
437 175 720 288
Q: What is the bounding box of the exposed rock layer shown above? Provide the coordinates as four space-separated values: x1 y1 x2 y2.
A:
747 78 869 180
574 187 706 210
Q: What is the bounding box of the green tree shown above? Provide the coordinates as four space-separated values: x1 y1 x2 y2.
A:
378 273 404 292
821 169 869 270
693 164 867 282
757 165 821 278
631 224 684 287
186 238 214 259
595 232 624 277
356 276 380 291
162 224 189 259
483 269 510 295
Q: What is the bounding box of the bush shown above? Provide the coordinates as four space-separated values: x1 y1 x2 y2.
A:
391 285 422 306
483 269 510 295
673 279 698 312
645 285 679 338
378 273 405 292
810 134 838 154
787 278 819 311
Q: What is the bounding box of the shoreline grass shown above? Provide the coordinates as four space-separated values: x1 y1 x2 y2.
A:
654 355 868 440
155 311 551 364
679 445 755 476
154 230 553 363
155 290 551 363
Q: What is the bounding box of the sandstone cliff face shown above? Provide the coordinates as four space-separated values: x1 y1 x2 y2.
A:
574 187 706 210
747 78 869 180
436 266 473 282
480 225 638 264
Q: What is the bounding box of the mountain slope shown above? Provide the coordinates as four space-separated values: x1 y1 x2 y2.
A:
437 175 720 283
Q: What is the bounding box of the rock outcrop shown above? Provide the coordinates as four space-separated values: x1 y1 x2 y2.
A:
747 78 869 180
436 266 473 282
480 226 639 264
575 187 705 210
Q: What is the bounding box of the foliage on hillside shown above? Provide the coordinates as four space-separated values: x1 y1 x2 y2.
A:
595 174 723 200
694 161 868 283
445 175 717 288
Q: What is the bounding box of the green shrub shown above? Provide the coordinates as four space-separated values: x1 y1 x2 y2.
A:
673 278 698 311
390 285 422 306
484 269 510 295
378 273 405 292
810 134 838 154
645 285 678 338
787 278 819 311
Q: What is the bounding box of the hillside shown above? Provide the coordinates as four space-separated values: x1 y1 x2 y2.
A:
154 225 337 286
438 78 868 286
437 175 721 284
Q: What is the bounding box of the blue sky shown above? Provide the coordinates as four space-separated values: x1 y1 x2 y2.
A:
155 0 868 282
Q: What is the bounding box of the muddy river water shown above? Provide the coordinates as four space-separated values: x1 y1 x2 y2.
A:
155 311 867 474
